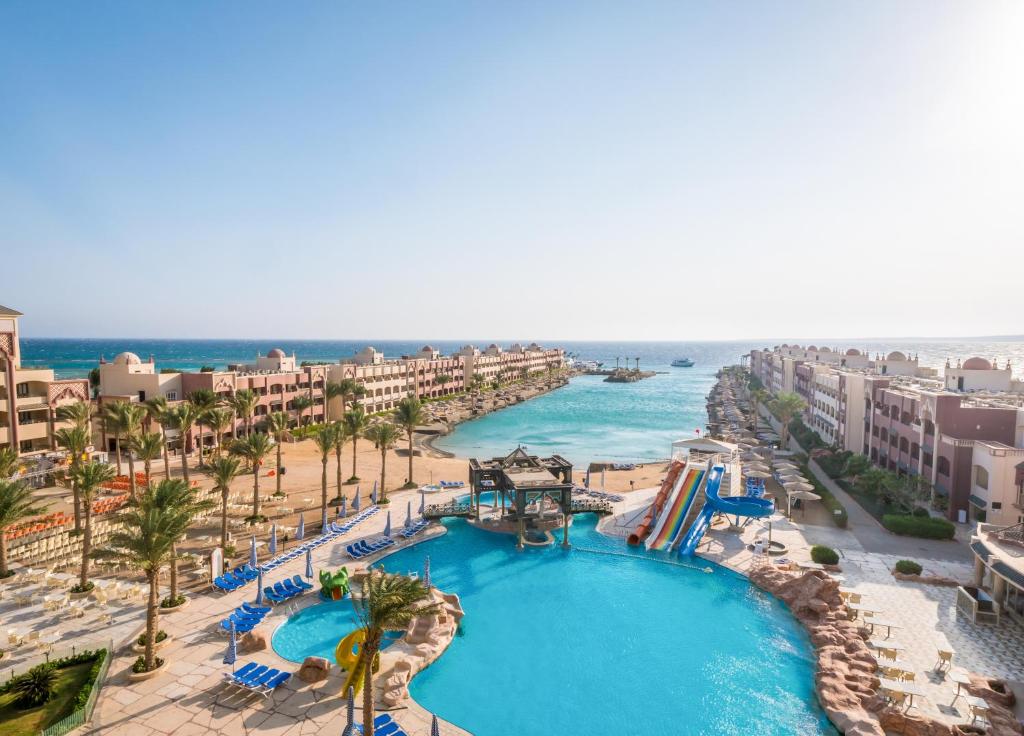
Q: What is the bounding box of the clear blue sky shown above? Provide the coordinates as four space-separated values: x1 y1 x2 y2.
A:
2 2 1021 340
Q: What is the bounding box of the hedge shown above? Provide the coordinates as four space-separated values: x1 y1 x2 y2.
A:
894 560 923 575
810 545 839 565
882 514 955 539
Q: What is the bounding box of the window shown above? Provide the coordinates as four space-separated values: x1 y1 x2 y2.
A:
992 502 1001 510
166 391 177 401
937 456 951 476
974 465 989 490
138 390 146 402
19 440 33 452
16 382 29 398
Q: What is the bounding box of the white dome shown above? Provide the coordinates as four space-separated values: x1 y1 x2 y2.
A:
963 357 992 370
114 351 141 365
886 351 907 361
267 348 286 358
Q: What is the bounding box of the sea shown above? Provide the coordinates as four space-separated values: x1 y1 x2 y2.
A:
20 337 1024 466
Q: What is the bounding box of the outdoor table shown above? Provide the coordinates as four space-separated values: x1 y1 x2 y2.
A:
949 670 973 698
848 603 882 619
866 618 900 638
879 677 925 707
14 590 35 605
872 654 913 671
868 639 905 652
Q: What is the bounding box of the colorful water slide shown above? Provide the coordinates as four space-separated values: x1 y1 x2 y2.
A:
626 461 684 546
645 464 707 552
335 629 368 695
677 464 774 556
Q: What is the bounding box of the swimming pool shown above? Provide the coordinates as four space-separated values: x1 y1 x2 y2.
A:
271 599 401 664
376 515 837 736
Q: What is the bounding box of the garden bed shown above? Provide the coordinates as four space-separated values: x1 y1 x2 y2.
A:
0 649 107 736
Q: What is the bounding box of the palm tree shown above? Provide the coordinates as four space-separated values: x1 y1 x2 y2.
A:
227 389 259 437
264 411 290 496
93 490 182 673
165 404 199 485
331 421 346 502
230 433 273 520
70 461 116 591
144 396 172 479
354 573 440 736
188 390 218 466
767 392 807 449
149 478 216 606
104 402 147 497
324 380 347 424
133 432 164 488
292 395 314 427
54 424 91 532
203 407 233 459
394 396 425 488
209 456 242 552
0 479 47 577
56 400 91 431
333 378 362 421
342 406 370 483
434 373 452 394
313 426 335 519
365 422 400 503
749 388 770 426
0 447 17 479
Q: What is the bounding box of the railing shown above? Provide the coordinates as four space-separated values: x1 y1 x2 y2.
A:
423 503 473 519
2 639 113 685
38 644 112 736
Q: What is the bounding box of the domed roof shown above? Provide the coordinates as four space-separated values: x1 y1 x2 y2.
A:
421 345 434 352
819 347 832 353
963 356 992 370
886 351 906 361
488 343 499 349
846 348 861 356
267 348 286 358
114 351 141 365
780 344 789 348
806 345 818 351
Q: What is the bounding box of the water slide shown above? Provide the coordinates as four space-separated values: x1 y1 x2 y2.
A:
677 464 774 556
645 464 707 552
335 629 368 695
626 461 684 546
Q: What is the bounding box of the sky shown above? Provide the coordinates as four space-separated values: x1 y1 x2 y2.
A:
1 2 1022 341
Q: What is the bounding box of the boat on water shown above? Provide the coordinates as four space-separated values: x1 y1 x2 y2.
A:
671 358 694 367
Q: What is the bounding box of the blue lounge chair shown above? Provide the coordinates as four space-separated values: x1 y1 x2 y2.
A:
290 575 313 591
264 586 288 604
241 602 271 615
222 571 248 587
221 618 257 634
376 722 400 736
222 661 258 682
273 582 296 600
213 576 239 593
233 565 257 581
227 664 269 689
280 579 304 596
240 667 280 691
254 670 291 697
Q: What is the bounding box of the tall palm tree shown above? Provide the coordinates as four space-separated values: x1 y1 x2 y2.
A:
133 432 164 488
434 373 453 394
333 378 362 422
767 392 807 449
749 388 770 426
0 479 47 577
209 456 242 552
93 491 181 673
227 389 259 437
165 404 199 485
188 390 218 466
313 426 335 519
264 411 290 496
365 422 400 503
149 478 216 606
230 433 273 520
342 406 370 483
0 447 17 479
55 400 91 431
394 396 425 488
331 421 346 503
54 424 91 532
144 396 172 479
203 407 233 459
105 402 147 497
70 461 116 591
292 395 313 427
324 380 347 424
354 574 439 735
101 401 130 476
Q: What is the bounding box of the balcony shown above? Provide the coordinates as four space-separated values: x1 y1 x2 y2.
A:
18 421 50 441
16 394 49 411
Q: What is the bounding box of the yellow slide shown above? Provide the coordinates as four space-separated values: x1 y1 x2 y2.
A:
335 629 368 695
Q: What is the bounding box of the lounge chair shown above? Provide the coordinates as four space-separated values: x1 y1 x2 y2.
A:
376 723 400 736
241 602 271 615
223 662 259 683
233 566 258 581
280 579 304 597
240 667 281 692
273 582 297 600
290 575 313 591
253 670 291 697
227 664 270 690
263 586 288 604
213 576 238 593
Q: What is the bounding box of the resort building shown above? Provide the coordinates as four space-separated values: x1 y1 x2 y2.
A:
970 522 1024 623
0 305 90 459
749 344 1024 525
326 346 465 415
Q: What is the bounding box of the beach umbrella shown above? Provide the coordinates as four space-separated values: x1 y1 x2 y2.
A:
340 493 347 518
584 469 590 488
745 470 771 479
353 489 361 512
223 619 237 670
305 548 313 579
431 714 440 736
774 462 799 472
787 489 822 517
341 686 355 736
249 535 257 569
418 489 425 515
384 511 391 538
405 500 412 530
424 555 430 587
321 505 328 533
255 568 264 605
781 475 809 485
743 462 769 471
371 481 378 505
296 513 305 541
784 481 815 493
269 524 277 556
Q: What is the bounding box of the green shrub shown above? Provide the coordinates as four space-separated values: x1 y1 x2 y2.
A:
132 656 164 674
882 514 955 539
137 630 168 646
894 559 923 575
160 594 186 609
815 451 852 479
810 545 839 565
12 664 58 708
912 507 930 518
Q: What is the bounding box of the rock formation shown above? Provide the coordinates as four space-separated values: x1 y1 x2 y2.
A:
297 656 331 683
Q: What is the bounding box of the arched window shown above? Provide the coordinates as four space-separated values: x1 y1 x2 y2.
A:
937 456 951 476
910 442 920 460
923 420 935 436
899 437 909 453
974 465 989 490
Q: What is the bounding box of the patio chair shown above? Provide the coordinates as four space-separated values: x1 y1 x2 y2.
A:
280 579 304 597
241 602 271 616
290 575 313 591
933 649 954 671
253 670 291 697
263 586 288 604
7 629 24 647
272 582 297 600
223 661 259 683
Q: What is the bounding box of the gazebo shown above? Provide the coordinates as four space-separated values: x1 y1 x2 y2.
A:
468 448 574 550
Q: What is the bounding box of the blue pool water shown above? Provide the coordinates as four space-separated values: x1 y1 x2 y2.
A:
271 599 401 663
376 516 837 736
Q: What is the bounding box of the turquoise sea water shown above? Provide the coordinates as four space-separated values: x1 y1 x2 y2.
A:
376 516 837 736
271 599 401 663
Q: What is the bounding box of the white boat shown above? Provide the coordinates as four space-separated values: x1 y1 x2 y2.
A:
671 358 694 367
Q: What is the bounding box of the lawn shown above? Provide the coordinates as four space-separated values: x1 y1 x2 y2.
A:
0 662 93 736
